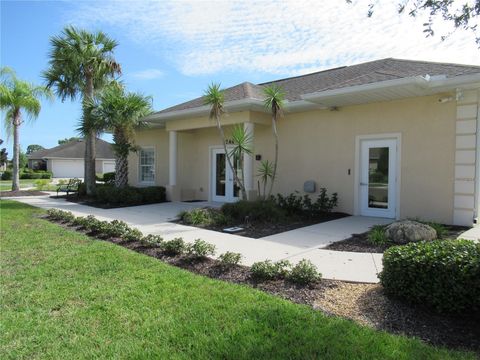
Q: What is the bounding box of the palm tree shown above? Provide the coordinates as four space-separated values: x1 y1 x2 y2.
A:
85 82 153 188
43 26 121 195
0 67 52 191
263 84 285 197
204 83 248 200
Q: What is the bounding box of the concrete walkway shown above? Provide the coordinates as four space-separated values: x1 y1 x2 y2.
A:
7 194 391 283
458 225 480 241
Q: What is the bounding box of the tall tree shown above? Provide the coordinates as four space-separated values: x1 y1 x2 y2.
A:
0 67 52 190
43 26 121 195
58 137 80 145
26 144 45 154
204 83 248 200
263 84 285 197
84 82 152 188
0 139 8 168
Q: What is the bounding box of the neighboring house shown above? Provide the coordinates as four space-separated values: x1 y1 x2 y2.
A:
28 139 116 178
128 58 480 226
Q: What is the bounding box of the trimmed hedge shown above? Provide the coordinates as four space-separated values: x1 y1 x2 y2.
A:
95 185 166 206
380 239 480 313
1 170 52 180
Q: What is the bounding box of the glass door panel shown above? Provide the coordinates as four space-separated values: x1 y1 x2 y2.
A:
368 147 389 209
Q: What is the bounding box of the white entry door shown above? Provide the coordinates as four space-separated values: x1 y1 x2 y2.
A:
211 148 240 202
359 139 397 218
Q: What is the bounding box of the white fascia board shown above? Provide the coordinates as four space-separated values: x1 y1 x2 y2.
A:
146 98 266 123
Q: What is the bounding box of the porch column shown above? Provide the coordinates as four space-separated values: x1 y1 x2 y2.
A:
243 122 256 200
169 130 177 186
167 130 180 201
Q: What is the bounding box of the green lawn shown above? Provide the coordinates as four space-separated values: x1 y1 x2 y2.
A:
0 179 36 191
0 200 474 359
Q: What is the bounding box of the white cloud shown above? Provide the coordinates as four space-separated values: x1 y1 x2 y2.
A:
68 0 480 76
129 68 164 80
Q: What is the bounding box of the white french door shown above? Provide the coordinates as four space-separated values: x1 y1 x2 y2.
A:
211 148 240 202
359 138 398 218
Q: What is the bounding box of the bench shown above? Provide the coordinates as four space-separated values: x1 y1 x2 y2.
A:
56 178 82 197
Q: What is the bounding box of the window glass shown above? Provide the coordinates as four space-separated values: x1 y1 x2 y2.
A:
140 148 155 183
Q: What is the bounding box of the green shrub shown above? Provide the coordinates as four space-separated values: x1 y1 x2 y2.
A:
222 200 285 223
72 216 88 227
180 208 227 226
250 260 291 281
186 239 216 259
34 179 51 190
19 170 52 179
140 234 163 247
218 252 242 268
103 172 115 185
46 209 74 222
161 238 187 256
425 222 447 239
275 189 338 217
94 185 166 206
1 170 12 180
288 259 322 285
103 219 131 238
380 239 480 313
88 219 111 236
367 225 389 246
122 228 143 242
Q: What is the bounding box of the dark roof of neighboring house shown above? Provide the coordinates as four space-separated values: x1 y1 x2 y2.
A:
28 139 115 160
155 58 480 115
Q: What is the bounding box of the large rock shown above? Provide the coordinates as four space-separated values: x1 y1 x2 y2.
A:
385 220 437 244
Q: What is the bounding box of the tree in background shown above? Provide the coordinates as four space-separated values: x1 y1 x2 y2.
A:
85 82 153 188
351 0 480 44
19 149 28 169
44 26 121 195
0 139 8 168
26 144 45 154
0 67 52 190
58 137 81 145
263 84 285 197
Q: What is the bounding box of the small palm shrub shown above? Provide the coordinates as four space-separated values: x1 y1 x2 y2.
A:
161 238 187 256
425 221 447 239
288 259 322 285
367 225 389 246
380 239 480 313
218 252 242 268
250 260 291 281
186 239 216 259
140 234 163 247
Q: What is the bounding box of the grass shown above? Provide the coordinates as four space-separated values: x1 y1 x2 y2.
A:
0 179 36 191
0 200 475 360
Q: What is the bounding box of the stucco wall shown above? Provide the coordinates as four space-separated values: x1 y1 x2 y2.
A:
127 128 169 186
131 95 457 223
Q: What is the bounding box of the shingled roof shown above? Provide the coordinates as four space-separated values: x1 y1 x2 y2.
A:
155 58 480 115
28 138 115 160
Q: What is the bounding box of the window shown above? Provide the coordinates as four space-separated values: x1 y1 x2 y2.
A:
139 147 155 183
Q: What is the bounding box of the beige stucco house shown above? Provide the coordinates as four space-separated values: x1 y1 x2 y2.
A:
128 58 480 226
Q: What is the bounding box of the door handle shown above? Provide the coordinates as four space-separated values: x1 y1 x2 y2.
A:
360 182 368 186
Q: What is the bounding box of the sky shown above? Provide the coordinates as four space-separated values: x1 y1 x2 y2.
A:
1 0 479 155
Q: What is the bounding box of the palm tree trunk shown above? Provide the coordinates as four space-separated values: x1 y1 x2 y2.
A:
84 74 96 196
114 154 128 188
215 117 247 200
268 117 278 197
11 109 21 191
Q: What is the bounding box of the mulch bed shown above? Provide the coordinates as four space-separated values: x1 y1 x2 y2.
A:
326 225 470 253
178 212 349 239
54 195 169 209
1 190 48 197
43 215 480 354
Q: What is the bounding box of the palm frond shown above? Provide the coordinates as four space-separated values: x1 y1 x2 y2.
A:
204 83 225 120
263 84 285 118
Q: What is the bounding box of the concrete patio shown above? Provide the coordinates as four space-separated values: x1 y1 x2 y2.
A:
9 194 394 282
